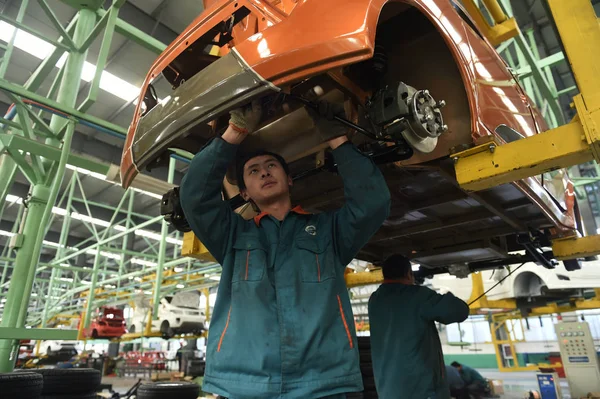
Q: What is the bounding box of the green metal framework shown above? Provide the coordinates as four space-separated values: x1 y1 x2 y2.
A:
0 0 218 372
0 0 598 373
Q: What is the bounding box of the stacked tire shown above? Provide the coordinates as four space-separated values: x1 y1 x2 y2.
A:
27 368 101 398
137 381 200 399
358 336 378 399
0 372 44 399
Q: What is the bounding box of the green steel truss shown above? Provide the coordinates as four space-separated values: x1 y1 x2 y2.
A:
0 0 216 372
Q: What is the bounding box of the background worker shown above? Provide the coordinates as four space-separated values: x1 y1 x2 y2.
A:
451 361 492 399
180 100 391 398
368 254 470 399
446 364 468 399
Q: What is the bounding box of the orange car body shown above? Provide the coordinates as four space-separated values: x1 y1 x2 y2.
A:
121 0 578 266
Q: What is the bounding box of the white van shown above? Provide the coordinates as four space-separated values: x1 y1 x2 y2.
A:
430 260 600 301
129 295 206 338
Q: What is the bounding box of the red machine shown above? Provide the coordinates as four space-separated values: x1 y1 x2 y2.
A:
84 307 127 339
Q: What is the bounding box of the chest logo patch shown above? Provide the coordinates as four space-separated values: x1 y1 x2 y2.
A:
305 225 317 236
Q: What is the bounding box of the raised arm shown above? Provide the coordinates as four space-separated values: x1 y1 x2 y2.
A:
420 288 470 325
180 102 262 264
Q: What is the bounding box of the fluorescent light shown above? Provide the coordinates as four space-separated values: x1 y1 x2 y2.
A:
411 263 420 271
5 194 22 204
81 280 91 285
143 290 152 295
176 284 185 289
0 230 15 238
104 284 116 289
131 258 157 267
0 21 143 102
209 276 221 282
85 249 121 260
134 277 142 282
132 188 163 200
43 240 62 248
174 267 184 273
58 277 73 282
72 212 111 227
1 299 6 303
65 164 106 180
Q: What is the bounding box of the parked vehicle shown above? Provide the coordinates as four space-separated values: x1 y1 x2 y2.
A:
129 296 206 338
431 259 600 303
121 0 581 270
124 351 167 370
40 340 78 356
83 306 127 339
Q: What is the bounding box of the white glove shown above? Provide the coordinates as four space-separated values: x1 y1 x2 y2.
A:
229 100 262 134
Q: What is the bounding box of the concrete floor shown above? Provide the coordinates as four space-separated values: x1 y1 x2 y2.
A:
101 370 569 398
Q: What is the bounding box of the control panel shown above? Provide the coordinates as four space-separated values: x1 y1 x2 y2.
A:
555 322 600 398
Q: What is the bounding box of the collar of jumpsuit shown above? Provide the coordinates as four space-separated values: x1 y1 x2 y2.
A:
253 205 311 226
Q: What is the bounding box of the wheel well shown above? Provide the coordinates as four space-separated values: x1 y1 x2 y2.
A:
367 1 473 160
513 271 546 298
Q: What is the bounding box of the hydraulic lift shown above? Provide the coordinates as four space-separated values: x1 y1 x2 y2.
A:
451 0 600 260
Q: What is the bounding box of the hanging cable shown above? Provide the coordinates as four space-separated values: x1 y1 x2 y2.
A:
468 262 526 306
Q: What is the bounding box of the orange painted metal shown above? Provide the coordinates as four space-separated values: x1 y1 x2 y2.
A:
121 0 576 233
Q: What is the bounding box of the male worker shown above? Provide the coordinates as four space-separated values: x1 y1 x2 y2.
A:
180 100 391 398
368 254 470 399
451 361 491 399
445 364 468 399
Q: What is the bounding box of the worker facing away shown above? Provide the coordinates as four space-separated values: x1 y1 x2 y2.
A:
179 100 391 398
368 255 470 399
445 364 468 399
451 361 492 399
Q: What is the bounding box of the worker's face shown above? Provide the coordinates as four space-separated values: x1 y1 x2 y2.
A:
240 155 292 205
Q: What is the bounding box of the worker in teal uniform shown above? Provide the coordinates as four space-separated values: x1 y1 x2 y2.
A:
368 255 469 399
179 100 391 399
451 361 491 399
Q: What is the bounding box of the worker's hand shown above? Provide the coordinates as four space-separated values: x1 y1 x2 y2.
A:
308 101 349 143
229 100 262 134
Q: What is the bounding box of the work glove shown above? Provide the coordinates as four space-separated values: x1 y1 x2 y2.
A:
229 100 262 134
307 100 349 142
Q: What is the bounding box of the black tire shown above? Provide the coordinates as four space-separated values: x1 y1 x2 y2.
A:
160 321 174 339
41 393 97 399
129 324 135 333
91 329 98 339
0 372 43 398
137 381 200 399
28 368 101 394
47 346 53 355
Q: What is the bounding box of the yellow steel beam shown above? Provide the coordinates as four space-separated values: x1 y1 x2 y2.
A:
552 234 600 260
467 272 516 311
548 0 600 109
452 121 593 192
461 0 519 46
181 231 217 262
344 268 383 288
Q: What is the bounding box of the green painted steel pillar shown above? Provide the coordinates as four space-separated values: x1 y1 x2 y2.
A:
0 184 51 370
0 7 96 371
82 251 102 329
41 174 76 327
152 158 177 319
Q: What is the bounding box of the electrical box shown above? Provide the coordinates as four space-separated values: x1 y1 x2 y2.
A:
536 373 561 399
555 322 600 398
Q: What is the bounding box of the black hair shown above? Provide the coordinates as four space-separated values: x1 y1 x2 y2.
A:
381 254 412 280
235 150 290 190
451 361 461 368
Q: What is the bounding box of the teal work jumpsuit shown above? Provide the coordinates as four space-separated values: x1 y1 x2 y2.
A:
368 283 469 399
180 138 391 398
